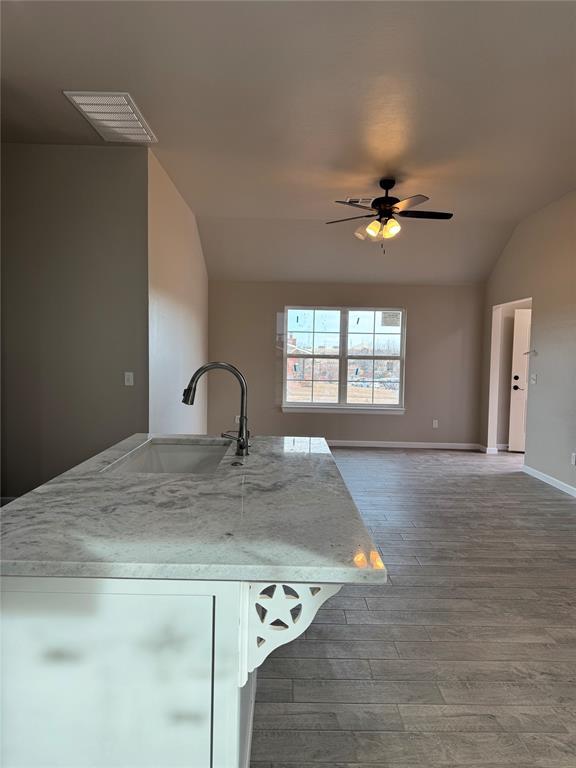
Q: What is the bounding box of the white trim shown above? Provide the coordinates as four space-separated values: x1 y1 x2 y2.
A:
523 465 576 498
282 406 405 415
328 440 482 451
493 297 533 310
481 444 509 455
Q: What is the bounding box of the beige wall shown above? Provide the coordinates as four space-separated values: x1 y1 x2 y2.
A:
208 281 484 445
1 144 149 497
148 152 208 434
482 191 576 488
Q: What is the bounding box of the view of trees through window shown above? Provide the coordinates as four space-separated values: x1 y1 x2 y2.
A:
285 307 404 407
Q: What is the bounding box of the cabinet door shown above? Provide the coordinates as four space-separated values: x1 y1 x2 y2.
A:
2 590 213 768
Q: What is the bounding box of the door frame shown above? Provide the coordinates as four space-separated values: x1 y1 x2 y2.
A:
486 297 532 455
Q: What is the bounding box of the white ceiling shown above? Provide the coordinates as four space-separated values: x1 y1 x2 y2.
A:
2 1 575 283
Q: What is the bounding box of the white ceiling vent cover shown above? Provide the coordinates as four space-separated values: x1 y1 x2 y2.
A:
63 91 157 144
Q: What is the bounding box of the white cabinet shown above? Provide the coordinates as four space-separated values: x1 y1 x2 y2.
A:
2 584 213 768
2 577 340 767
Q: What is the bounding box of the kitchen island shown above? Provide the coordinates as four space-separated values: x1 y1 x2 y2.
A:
1 434 386 768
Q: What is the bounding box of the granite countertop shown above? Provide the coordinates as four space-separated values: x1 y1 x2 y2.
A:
1 434 387 584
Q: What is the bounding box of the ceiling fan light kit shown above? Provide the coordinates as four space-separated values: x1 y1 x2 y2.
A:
354 217 401 241
328 178 453 244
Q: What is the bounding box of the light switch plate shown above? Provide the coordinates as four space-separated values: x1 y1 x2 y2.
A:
529 373 537 384
124 372 134 387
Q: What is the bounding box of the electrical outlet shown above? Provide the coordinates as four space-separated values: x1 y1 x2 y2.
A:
432 419 439 429
235 415 241 425
124 372 134 387
571 453 576 467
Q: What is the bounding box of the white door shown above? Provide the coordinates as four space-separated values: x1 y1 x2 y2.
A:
508 308 532 452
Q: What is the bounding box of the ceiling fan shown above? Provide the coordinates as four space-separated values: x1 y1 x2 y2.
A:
326 178 453 242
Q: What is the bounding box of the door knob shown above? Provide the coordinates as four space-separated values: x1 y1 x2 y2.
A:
512 385 524 391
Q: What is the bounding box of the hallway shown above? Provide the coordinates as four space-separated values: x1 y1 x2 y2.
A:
251 449 576 766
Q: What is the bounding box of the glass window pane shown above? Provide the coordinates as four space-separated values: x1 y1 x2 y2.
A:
375 310 402 333
374 360 400 405
314 333 340 355
347 381 374 404
286 357 313 380
313 358 339 380
348 333 374 355
312 381 339 403
348 310 374 333
287 308 313 332
375 334 401 356
286 331 313 354
374 380 400 405
314 309 340 333
347 359 373 404
374 359 400 380
347 359 374 381
286 380 312 402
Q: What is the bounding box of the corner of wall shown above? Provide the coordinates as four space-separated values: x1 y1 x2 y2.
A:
147 153 209 435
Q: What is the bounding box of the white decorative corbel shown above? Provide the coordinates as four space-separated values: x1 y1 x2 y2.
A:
237 582 341 686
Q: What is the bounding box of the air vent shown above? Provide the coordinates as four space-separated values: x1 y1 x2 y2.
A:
63 91 157 144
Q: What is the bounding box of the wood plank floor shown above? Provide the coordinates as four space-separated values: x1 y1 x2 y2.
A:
250 449 576 767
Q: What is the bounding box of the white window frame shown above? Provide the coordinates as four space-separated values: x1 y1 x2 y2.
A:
282 306 406 414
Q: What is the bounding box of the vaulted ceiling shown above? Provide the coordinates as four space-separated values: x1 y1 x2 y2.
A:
3 1 575 283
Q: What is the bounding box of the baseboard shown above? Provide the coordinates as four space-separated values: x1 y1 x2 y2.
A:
482 444 509 455
328 440 482 451
523 465 576 499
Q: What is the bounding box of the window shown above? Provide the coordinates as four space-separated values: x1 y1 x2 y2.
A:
284 307 406 411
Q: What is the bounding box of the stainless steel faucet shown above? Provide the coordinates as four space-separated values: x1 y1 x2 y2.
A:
182 362 249 457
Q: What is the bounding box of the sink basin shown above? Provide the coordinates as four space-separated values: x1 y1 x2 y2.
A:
103 438 231 475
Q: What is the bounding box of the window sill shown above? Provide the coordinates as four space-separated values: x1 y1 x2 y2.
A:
281 405 405 415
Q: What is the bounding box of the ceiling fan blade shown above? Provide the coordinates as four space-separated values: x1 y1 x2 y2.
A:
334 200 375 211
326 214 375 224
393 194 429 212
398 210 453 220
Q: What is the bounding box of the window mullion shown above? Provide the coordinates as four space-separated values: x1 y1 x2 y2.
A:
339 310 348 405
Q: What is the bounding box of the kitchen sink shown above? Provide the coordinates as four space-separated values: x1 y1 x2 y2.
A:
103 438 231 475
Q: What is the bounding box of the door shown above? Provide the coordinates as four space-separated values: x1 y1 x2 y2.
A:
508 308 532 452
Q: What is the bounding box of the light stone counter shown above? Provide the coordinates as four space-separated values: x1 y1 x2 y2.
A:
1 434 386 583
